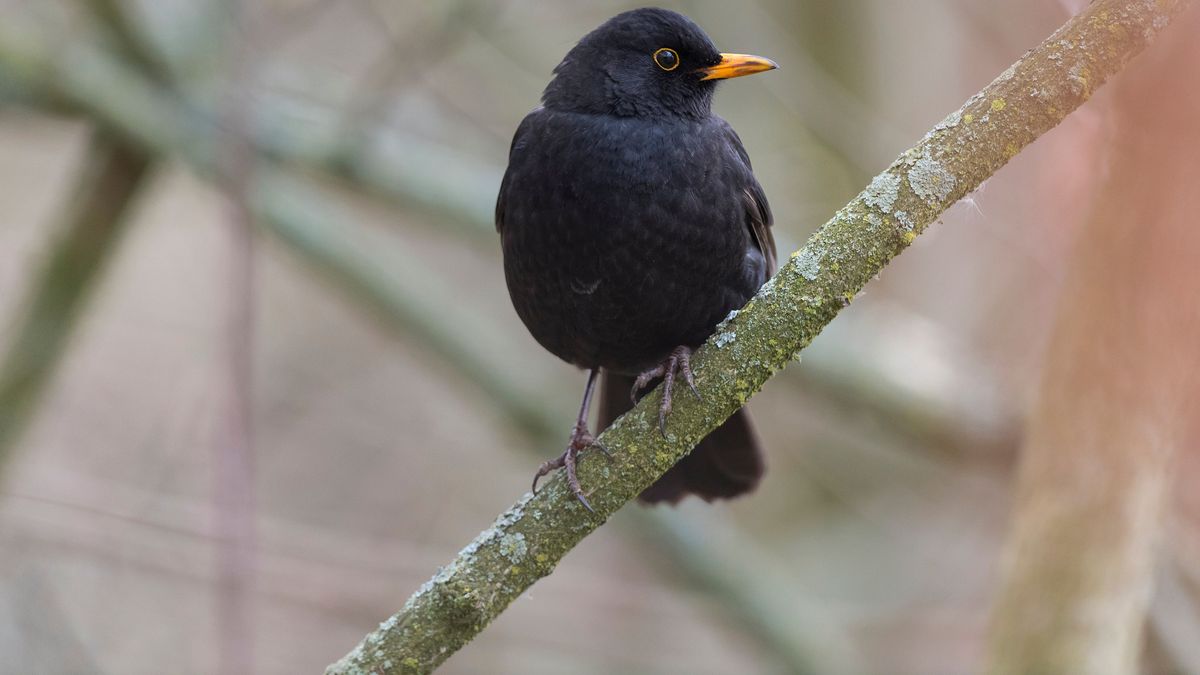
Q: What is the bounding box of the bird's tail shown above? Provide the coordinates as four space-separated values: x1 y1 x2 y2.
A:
598 370 765 504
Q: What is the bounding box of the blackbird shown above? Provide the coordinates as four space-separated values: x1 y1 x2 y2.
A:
496 8 778 509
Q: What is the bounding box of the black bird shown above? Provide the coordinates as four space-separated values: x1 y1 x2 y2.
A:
496 8 778 509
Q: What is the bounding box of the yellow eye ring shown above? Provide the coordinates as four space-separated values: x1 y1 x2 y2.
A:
653 48 680 71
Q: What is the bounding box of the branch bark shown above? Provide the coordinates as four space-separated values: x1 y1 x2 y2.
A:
316 1 1192 671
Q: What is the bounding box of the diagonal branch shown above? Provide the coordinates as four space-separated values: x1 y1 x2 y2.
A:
0 130 154 475
320 0 1192 671
83 0 175 84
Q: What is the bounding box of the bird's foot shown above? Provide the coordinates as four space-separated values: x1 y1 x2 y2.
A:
531 421 610 512
631 345 703 436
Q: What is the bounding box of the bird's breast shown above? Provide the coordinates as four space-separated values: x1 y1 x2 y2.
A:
499 110 756 370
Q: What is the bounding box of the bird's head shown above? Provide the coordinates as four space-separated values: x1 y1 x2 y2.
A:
541 8 777 120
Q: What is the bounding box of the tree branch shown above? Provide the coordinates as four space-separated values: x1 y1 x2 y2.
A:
83 0 175 85
319 1 1192 672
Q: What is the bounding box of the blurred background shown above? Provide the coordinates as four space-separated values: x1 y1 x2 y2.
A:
0 0 1197 673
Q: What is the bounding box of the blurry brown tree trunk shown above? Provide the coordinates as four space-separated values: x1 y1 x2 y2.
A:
986 12 1200 674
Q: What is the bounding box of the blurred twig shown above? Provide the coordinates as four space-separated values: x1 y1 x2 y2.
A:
321 2 1192 671
335 0 497 148
259 121 500 244
256 174 562 441
641 509 859 674
0 19 558 440
211 3 258 672
0 130 154 476
84 0 174 84
80 1 263 669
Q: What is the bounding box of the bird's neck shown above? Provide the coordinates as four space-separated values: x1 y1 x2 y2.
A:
542 71 714 120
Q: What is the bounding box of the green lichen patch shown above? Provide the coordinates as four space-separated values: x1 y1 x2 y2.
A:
498 532 528 563
863 172 902 213
793 249 823 281
907 154 958 204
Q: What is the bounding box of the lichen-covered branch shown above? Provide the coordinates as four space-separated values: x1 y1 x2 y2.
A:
322 1 1192 672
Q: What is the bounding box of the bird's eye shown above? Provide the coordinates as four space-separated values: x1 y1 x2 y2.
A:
653 48 680 72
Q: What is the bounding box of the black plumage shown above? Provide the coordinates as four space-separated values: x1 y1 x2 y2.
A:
496 8 778 507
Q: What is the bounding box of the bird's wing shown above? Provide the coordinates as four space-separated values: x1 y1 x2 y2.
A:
721 121 777 275
743 181 776 276
495 109 541 234
495 182 507 233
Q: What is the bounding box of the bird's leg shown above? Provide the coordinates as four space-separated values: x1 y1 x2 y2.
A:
531 368 609 512
631 345 703 436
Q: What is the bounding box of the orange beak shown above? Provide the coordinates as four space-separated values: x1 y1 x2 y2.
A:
698 53 779 81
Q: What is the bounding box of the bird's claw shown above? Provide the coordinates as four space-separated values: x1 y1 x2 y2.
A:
531 422 604 512
631 345 701 437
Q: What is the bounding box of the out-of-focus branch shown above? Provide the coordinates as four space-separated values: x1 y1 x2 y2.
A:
6 34 501 245
642 509 859 674
335 0 496 146
318 2 1191 671
0 130 154 474
84 0 174 84
0 16 566 443
256 175 564 440
77 5 262 671
985 14 1200 673
211 3 258 673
